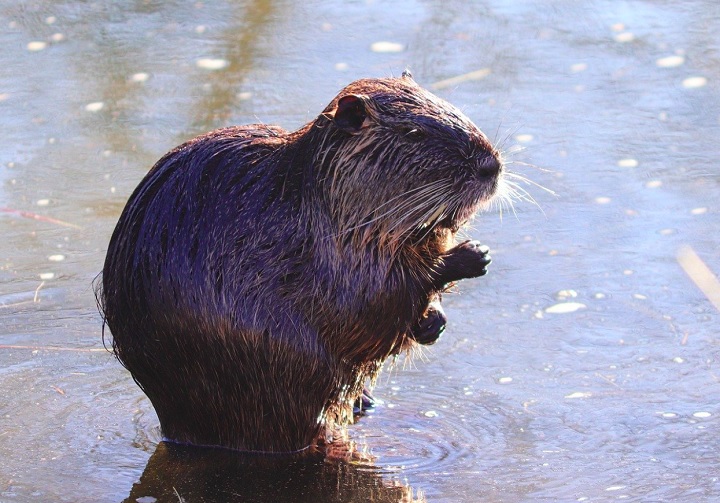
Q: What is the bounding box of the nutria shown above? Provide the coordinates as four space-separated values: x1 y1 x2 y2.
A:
97 72 503 453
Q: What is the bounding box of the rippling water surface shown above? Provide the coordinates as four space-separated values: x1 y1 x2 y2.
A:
1 1 719 501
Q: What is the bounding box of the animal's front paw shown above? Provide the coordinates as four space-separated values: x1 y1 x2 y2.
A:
454 240 492 279
409 300 447 345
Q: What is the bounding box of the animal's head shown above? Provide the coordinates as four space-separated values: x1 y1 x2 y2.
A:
314 72 503 251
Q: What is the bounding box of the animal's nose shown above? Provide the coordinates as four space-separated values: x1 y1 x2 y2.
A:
477 151 502 177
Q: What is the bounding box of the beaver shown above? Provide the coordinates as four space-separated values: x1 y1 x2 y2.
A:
97 72 503 453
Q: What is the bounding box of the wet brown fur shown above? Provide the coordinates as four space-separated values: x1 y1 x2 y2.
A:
97 74 503 453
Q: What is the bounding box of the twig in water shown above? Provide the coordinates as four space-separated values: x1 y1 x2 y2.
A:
677 245 720 312
33 281 45 303
0 345 106 352
0 207 82 229
430 68 492 90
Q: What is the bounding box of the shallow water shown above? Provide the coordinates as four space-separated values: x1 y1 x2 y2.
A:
1 1 719 501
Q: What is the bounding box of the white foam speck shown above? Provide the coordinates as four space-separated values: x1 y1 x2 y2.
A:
565 392 591 399
27 41 48 51
196 58 229 70
85 102 104 112
614 32 634 43
546 302 586 314
656 55 684 68
370 41 404 53
130 72 149 83
617 158 638 168
682 76 707 89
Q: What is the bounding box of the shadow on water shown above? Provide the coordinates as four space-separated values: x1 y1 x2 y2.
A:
124 442 423 503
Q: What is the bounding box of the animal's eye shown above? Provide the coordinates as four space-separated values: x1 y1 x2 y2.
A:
400 126 425 142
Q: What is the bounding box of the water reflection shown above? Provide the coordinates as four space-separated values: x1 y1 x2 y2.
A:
125 442 422 503
186 0 276 135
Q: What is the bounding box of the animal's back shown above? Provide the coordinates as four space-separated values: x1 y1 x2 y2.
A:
101 124 341 452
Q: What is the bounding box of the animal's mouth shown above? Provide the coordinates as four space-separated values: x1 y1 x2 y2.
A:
420 204 451 231
413 169 502 243
413 201 478 245
419 198 486 233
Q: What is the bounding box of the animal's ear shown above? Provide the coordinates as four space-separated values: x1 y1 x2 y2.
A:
323 95 370 134
401 69 414 80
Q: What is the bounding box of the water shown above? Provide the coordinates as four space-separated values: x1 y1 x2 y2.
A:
1 1 719 501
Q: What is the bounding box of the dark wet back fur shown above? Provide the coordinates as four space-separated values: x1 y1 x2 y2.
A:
98 75 502 452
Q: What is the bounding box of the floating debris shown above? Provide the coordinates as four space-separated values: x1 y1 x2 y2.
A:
430 68 491 90
570 63 588 73
682 76 707 89
661 412 678 418
36 199 50 206
46 16 57 25
236 92 252 101
646 180 662 188
690 207 707 215
595 196 611 204
546 302 586 314
48 254 65 262
85 101 104 112
370 41 404 53
515 134 534 143
51 33 64 43
617 158 638 168
497 377 513 384
334 62 349 71
692 411 711 418
423 410 439 418
39 272 55 280
196 58 229 70
656 55 684 68
672 357 684 363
